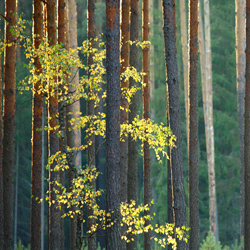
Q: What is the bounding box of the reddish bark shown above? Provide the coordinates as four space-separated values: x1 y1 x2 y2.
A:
105 0 121 249
3 0 17 248
30 0 43 249
142 0 151 249
120 1 130 248
120 0 130 205
188 0 199 249
162 1 187 249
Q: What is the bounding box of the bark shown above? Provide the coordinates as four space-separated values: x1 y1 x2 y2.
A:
235 0 245 241
149 0 155 121
3 0 17 248
0 43 3 250
58 0 67 248
203 0 218 242
14 145 18 249
47 1 61 249
87 0 97 249
95 2 105 249
179 0 189 149
162 1 187 250
31 0 43 249
245 2 250 249
105 0 121 249
127 0 139 249
142 1 151 249
67 0 82 248
120 0 130 248
188 0 199 249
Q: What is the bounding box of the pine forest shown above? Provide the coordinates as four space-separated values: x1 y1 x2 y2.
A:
0 0 247 249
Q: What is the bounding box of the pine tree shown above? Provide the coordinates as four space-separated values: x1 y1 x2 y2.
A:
162 1 187 249
188 0 199 249
67 0 82 248
3 0 17 248
47 1 61 249
120 0 130 249
235 0 245 240
127 0 139 249
87 0 96 249
31 0 43 249
58 0 67 248
204 0 218 242
179 0 189 148
105 0 121 249
142 0 151 249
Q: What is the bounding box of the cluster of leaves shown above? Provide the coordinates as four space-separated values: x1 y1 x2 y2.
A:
5 16 188 248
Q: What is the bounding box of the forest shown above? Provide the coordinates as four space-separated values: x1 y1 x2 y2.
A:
0 0 247 249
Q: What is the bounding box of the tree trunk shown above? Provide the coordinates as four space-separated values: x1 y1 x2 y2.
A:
3 0 17 248
188 0 199 249
127 0 139 249
105 1 121 249
31 0 43 249
58 0 67 248
235 0 245 242
142 0 151 249
149 0 155 121
245 2 250 249
162 1 187 250
95 2 106 249
41 98 45 250
14 144 18 249
87 0 97 249
67 0 82 248
0 41 3 250
47 1 61 249
203 0 218 242
120 0 130 248
179 0 189 149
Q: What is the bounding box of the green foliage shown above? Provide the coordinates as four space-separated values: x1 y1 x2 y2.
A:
200 232 243 250
15 240 30 250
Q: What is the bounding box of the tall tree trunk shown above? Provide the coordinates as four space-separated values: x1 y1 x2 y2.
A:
3 0 17 248
105 0 121 249
14 144 18 249
120 0 130 248
95 2 106 249
235 0 245 242
58 0 67 248
0 42 4 250
179 0 189 149
162 1 187 250
47 1 61 249
67 0 82 249
188 0 199 249
127 0 139 249
41 99 45 250
87 0 97 249
31 0 43 249
245 1 250 249
142 0 151 249
149 0 155 121
203 0 218 242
